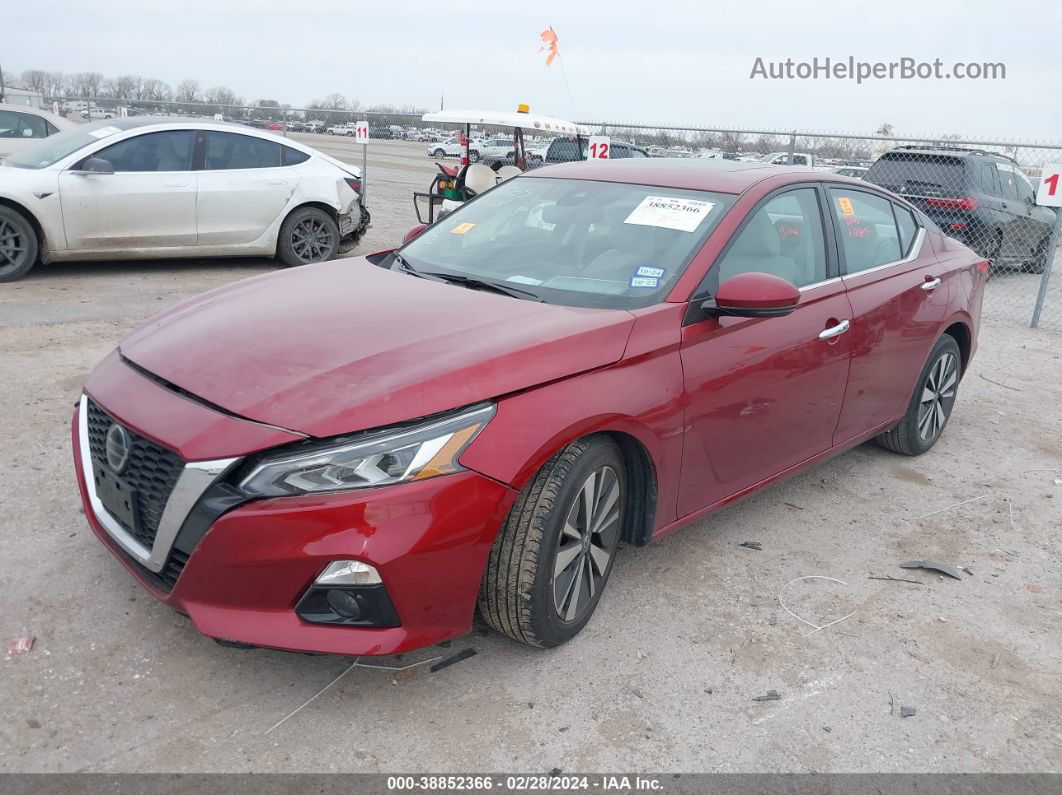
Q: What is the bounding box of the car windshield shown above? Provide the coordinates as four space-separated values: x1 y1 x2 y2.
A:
398 177 735 309
3 121 125 169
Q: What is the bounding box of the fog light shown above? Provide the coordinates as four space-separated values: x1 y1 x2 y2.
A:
315 560 382 586
325 589 363 619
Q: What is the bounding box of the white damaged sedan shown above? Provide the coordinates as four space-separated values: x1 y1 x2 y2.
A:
0 118 369 281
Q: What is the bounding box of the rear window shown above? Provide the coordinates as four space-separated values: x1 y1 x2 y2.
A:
865 154 967 197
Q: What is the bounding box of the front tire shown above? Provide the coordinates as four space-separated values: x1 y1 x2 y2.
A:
0 206 39 283
432 148 445 158
479 436 625 648
876 335 961 456
276 206 340 267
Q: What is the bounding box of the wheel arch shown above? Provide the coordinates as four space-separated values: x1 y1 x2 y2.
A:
941 317 973 375
466 415 665 550
0 196 49 263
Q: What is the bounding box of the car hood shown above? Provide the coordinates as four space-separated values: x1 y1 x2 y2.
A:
120 259 636 439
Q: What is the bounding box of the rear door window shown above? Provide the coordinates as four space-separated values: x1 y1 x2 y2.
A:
89 130 195 172
204 132 282 169
893 204 919 256
996 165 1019 200
827 188 903 273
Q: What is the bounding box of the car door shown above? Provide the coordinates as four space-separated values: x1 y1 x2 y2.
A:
58 129 197 251
677 186 853 517
195 131 299 246
826 186 950 443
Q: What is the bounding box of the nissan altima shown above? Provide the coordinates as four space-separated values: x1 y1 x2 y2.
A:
0 118 368 281
71 158 986 655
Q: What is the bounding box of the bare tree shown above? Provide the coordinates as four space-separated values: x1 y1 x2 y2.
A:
20 69 50 95
46 71 66 97
174 79 201 104
140 79 171 102
324 93 347 110
204 85 242 108
114 75 142 100
68 71 105 98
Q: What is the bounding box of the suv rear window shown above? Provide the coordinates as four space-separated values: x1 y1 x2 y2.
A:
865 154 966 197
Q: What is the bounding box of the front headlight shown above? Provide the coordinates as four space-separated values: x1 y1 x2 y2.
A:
239 403 495 497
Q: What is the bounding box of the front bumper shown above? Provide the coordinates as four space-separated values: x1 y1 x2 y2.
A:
72 401 517 656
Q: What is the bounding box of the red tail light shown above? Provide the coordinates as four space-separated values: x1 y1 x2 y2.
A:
976 260 989 274
925 196 979 211
344 177 362 195
949 224 968 231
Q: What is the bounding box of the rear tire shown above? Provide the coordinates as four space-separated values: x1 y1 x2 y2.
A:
1028 236 1050 275
0 206 39 283
478 436 625 648
276 206 340 267
432 148 445 158
876 335 961 456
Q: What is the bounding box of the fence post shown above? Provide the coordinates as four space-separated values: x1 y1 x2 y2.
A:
1030 210 1061 328
787 131 796 164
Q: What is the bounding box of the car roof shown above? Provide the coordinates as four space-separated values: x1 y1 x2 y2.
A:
884 146 1014 163
529 157 806 194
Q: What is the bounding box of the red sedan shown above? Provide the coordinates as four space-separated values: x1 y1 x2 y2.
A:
72 159 986 655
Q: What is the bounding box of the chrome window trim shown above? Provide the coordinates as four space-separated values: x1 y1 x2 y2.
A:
800 227 926 292
77 395 238 573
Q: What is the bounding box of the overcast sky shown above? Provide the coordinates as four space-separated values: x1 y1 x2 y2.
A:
6 0 1059 142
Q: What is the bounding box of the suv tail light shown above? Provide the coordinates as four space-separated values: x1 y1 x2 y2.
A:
925 196 979 212
344 177 362 195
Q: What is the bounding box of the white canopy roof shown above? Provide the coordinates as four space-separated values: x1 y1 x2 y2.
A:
421 109 590 136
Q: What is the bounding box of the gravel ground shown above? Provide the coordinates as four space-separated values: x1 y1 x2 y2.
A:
1 245 1060 774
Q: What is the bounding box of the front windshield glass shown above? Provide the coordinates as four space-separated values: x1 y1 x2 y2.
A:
399 177 735 309
2 122 124 169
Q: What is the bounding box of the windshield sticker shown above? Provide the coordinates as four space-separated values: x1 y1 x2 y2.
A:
629 276 660 289
837 196 855 216
635 265 665 279
88 126 121 140
624 196 715 232
450 222 476 235
507 275 543 285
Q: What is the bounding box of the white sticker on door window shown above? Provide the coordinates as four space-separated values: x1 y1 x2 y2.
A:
624 196 715 232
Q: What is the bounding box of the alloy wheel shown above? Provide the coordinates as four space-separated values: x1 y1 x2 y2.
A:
290 217 336 263
552 465 622 623
0 218 28 276
917 352 958 441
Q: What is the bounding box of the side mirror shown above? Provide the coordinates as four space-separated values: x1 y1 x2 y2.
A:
705 272 801 318
402 224 428 245
73 157 115 175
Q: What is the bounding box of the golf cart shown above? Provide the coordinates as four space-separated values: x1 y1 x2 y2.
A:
413 105 590 225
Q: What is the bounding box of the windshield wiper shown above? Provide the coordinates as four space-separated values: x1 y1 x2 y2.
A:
418 271 542 301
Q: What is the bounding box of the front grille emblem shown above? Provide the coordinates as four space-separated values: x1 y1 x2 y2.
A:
105 423 132 473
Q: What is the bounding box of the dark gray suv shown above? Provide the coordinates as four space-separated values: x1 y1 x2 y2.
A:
865 146 1056 273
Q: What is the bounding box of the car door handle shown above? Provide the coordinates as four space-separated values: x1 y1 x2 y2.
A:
921 278 942 291
164 182 189 188
267 180 290 186
818 320 850 339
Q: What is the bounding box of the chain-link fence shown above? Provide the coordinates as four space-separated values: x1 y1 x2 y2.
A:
45 97 1062 330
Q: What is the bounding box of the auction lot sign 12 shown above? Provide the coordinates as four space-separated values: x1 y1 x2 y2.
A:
587 135 610 160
